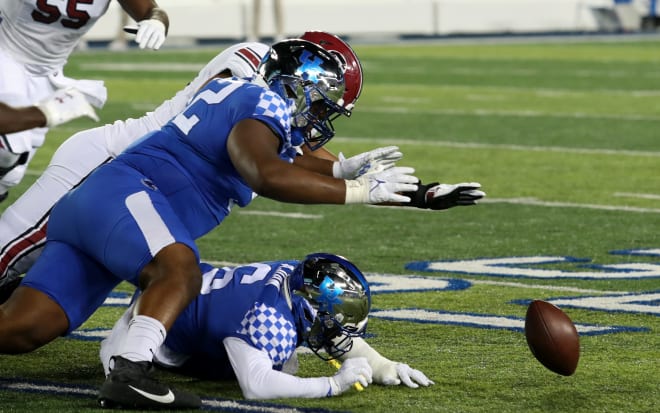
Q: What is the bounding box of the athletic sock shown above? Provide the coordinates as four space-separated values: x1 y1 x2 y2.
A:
115 315 166 365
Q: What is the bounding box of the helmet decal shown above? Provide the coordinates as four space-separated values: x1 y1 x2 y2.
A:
317 275 343 313
292 252 371 360
257 39 351 150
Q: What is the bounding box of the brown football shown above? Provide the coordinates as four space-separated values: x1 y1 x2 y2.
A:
525 300 580 376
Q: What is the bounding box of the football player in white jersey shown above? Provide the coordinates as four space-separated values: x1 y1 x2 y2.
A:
0 32 485 290
0 0 170 200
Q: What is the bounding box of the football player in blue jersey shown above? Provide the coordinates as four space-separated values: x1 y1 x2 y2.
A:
100 253 433 400
0 39 422 409
0 31 484 286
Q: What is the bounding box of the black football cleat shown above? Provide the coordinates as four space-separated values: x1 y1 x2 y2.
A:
98 356 201 410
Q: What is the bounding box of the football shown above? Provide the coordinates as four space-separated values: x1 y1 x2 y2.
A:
524 300 580 376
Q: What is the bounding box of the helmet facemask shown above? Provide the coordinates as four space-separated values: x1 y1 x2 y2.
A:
258 40 350 150
307 313 368 360
292 253 371 360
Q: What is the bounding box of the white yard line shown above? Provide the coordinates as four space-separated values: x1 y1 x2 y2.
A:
467 279 627 294
482 197 660 214
614 192 660 200
332 136 660 157
235 210 322 219
360 105 660 123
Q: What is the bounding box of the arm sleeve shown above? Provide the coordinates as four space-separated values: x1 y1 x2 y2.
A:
224 336 333 399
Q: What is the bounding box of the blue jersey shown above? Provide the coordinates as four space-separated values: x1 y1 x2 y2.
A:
24 79 303 333
114 78 300 238
161 260 308 378
47 78 299 273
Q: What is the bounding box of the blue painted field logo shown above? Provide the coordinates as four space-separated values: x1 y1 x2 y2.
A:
405 252 660 279
511 291 660 316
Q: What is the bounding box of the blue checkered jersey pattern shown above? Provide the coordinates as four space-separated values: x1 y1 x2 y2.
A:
163 261 301 373
111 78 298 239
238 302 298 368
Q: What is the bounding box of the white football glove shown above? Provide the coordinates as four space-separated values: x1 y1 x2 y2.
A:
373 361 434 388
344 167 418 204
135 19 167 50
37 87 99 127
332 146 403 179
405 181 485 210
328 357 373 396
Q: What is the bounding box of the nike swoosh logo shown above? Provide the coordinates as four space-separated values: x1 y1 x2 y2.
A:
128 385 175 404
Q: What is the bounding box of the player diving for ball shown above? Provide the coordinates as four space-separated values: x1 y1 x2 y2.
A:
0 31 484 291
99 253 433 404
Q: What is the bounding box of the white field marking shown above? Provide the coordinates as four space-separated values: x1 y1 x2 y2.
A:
4 382 96 395
1 382 306 413
614 192 660 200
202 399 310 413
331 136 660 158
371 309 615 335
359 104 660 123
482 197 660 214
203 260 241 268
236 210 322 219
467 278 627 295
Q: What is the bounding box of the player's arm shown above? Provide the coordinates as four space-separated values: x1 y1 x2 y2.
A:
338 336 434 388
0 88 98 134
295 144 403 179
224 337 372 399
118 0 169 49
294 144 486 209
0 102 46 134
226 119 418 204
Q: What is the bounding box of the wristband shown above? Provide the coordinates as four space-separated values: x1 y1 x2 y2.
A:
344 179 368 204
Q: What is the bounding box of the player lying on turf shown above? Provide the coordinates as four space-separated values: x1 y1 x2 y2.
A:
99 253 433 402
0 31 484 287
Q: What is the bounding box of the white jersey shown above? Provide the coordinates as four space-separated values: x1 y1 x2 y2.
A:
105 42 269 156
0 0 112 75
0 42 270 282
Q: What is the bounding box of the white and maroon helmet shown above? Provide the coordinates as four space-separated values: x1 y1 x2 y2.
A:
300 31 363 115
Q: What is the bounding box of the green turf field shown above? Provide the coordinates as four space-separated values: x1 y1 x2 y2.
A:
0 37 658 412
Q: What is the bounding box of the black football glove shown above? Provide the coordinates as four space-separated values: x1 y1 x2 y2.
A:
404 181 485 210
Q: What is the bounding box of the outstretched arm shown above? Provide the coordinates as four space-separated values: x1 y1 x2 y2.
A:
295 145 485 209
224 337 372 399
226 119 418 205
0 87 98 134
0 103 46 134
339 337 434 388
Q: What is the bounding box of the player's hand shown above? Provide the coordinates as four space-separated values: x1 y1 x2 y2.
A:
135 19 167 50
329 357 373 395
394 363 434 388
37 87 99 127
406 181 485 210
332 146 403 179
371 359 434 388
345 167 419 204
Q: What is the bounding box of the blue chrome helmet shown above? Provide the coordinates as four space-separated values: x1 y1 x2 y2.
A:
257 39 350 150
292 253 371 360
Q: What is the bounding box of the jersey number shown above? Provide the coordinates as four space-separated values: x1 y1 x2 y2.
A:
32 0 93 29
201 263 272 295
